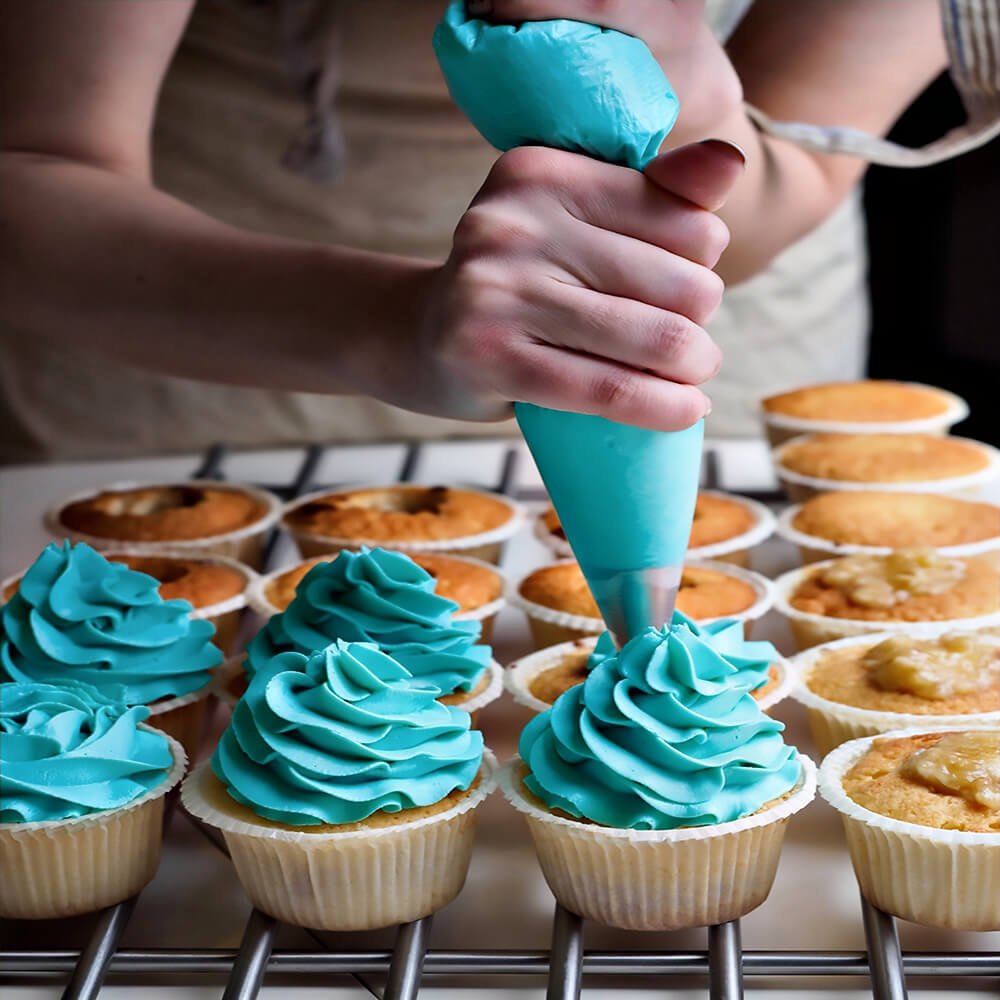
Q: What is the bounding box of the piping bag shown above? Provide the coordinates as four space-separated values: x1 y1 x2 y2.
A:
434 2 701 646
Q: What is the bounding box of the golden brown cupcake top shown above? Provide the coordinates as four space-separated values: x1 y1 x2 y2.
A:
541 492 757 550
519 562 758 621
790 551 1000 623
842 731 1000 832
762 381 953 422
791 491 1000 549
805 634 1000 715
59 485 267 542
265 552 503 613
778 433 990 484
285 486 513 542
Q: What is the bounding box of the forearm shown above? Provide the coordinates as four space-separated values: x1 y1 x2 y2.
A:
0 152 436 398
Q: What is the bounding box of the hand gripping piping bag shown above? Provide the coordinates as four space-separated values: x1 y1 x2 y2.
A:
434 1 700 645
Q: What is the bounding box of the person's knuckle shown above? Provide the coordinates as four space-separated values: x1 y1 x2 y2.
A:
686 268 725 323
492 145 566 189
699 213 731 261
454 205 540 257
590 369 641 413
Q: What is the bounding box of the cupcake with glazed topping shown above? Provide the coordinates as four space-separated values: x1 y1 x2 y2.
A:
0 681 186 918
500 623 816 930
181 640 494 930
0 542 223 758
234 547 502 718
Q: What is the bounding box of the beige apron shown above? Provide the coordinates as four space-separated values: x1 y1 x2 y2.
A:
0 0 952 460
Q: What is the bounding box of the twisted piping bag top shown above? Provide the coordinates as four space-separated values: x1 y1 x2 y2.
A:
434 1 701 643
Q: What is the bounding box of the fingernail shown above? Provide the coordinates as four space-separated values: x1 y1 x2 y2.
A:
703 396 713 418
467 0 494 16
699 138 748 168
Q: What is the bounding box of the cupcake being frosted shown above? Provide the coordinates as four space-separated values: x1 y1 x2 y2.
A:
247 546 497 710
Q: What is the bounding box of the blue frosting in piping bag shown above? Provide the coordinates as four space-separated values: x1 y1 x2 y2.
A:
434 2 702 641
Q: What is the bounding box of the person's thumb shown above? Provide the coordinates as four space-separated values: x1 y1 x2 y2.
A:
644 139 747 212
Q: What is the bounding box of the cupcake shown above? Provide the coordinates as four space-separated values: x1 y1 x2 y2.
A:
500 624 816 930
776 491 1000 565
1 542 224 759
0 681 185 918
506 614 794 715
47 480 281 570
282 484 525 564
233 548 502 719
774 550 1000 650
760 380 968 447
182 640 494 930
772 433 1000 502
535 490 776 568
791 632 1000 754
4 551 255 656
249 551 505 643
819 728 1000 930
511 559 775 649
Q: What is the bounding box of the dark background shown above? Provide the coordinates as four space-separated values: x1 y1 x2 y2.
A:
865 73 999 445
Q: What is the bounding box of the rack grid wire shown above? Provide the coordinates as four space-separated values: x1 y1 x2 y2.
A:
2 439 998 1000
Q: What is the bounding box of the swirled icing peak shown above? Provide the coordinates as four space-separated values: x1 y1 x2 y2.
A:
0 680 174 823
521 623 799 830
1 541 222 704
248 547 490 696
213 639 484 826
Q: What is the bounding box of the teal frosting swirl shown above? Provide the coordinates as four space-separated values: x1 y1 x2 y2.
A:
521 623 799 830
0 680 174 824
248 547 491 696
1 542 222 704
213 639 484 826
585 611 774 696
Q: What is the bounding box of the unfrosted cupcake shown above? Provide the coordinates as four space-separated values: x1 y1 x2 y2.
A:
774 550 1000 649
0 681 185 918
511 559 774 648
773 433 1000 502
819 728 1000 929
250 551 505 643
760 380 968 447
1 542 223 758
232 548 502 718
776 491 1000 565
182 640 494 930
500 624 815 930
282 484 525 564
791 632 1000 754
535 490 776 568
47 481 281 569
506 613 793 715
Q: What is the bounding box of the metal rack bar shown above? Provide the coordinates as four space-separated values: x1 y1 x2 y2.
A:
861 893 909 1000
59 896 137 1000
223 910 277 1000
192 443 228 481
546 905 584 1000
398 442 421 483
708 921 744 1000
496 444 520 496
384 917 432 1000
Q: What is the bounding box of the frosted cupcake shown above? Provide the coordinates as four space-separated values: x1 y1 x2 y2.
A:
1 542 223 758
790 632 1000 754
0 681 185 918
231 547 502 718
182 640 494 930
505 613 793 715
500 624 816 930
819 728 1000 929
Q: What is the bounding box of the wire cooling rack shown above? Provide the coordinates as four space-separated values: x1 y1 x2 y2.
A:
2 439 998 1000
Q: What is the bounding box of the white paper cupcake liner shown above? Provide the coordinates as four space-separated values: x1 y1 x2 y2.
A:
446 661 504 717
789 633 1000 755
771 434 1000 503
181 749 496 930
45 480 283 569
760 385 970 448
773 561 1000 651
281 485 527 565
511 558 777 650
0 732 186 919
818 727 1000 930
499 755 816 931
775 501 1000 566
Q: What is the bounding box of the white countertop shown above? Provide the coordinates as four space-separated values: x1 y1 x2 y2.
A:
2 438 998 998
